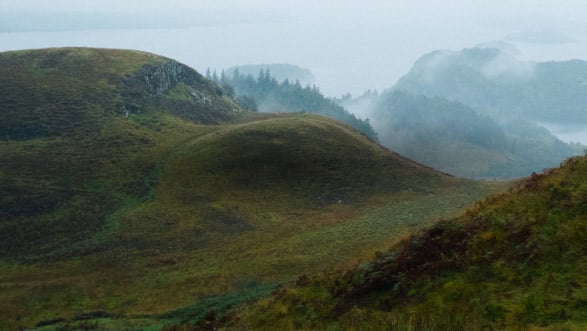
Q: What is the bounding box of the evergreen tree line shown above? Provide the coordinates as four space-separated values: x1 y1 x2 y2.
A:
206 68 378 141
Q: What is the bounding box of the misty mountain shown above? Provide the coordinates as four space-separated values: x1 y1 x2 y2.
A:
212 68 378 140
340 90 581 178
394 45 587 124
225 63 315 87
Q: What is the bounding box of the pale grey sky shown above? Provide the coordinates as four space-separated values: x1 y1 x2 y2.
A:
2 0 587 95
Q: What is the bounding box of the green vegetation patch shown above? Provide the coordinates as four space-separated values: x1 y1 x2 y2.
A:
227 155 587 330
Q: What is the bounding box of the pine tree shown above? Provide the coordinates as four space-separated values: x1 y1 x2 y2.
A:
232 68 241 80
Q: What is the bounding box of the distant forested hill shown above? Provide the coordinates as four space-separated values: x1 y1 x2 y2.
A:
340 90 581 178
395 45 587 124
211 68 379 141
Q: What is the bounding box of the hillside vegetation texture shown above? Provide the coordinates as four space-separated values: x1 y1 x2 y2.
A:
226 155 587 330
0 48 504 330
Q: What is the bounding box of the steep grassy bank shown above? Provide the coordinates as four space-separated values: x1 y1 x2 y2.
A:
227 155 587 330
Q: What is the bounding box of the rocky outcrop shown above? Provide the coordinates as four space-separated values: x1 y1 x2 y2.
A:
132 60 204 96
142 60 196 95
120 59 241 124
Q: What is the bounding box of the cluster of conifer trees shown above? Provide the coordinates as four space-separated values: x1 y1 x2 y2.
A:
207 68 378 141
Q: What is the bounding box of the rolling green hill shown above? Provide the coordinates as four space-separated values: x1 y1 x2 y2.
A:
0 48 504 330
227 154 587 330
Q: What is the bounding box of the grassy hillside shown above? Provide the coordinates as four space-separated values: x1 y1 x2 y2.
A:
0 48 505 330
1 112 500 330
0 48 240 140
227 154 587 330
0 47 241 261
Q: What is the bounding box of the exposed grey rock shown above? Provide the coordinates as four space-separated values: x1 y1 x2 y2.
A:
119 59 242 123
143 61 193 95
120 59 209 97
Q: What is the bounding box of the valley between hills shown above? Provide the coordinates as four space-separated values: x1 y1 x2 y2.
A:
1 48 585 330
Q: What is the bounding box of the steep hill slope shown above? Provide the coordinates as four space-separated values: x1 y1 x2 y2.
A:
0 48 503 329
229 155 587 330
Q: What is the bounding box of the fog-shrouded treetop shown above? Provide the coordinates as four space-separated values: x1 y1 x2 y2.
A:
211 67 378 141
225 64 315 87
